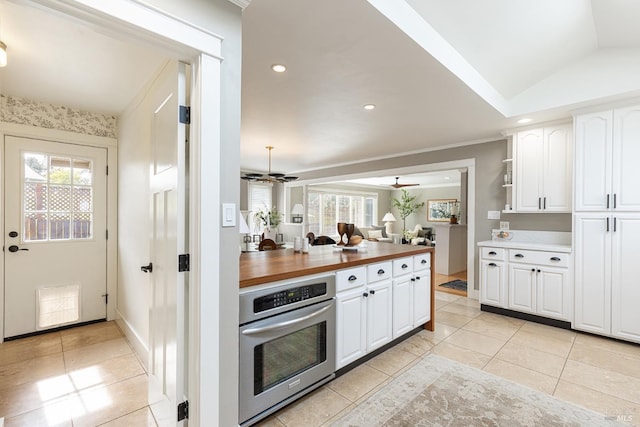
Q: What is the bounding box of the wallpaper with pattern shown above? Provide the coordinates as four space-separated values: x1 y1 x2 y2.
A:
0 95 117 138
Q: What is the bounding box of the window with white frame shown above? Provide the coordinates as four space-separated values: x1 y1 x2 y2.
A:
248 182 272 233
307 189 377 236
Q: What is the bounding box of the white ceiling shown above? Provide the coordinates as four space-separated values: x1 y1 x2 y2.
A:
338 171 461 190
2 0 640 179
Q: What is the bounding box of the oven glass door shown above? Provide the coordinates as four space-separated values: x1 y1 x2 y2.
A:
255 321 326 394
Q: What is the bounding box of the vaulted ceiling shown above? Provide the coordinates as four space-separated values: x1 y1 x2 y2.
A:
2 0 640 177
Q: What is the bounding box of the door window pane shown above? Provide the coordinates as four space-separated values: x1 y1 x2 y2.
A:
23 152 94 241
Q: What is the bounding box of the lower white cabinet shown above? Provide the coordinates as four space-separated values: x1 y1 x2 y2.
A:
479 246 572 322
336 263 393 369
392 255 432 338
574 213 640 343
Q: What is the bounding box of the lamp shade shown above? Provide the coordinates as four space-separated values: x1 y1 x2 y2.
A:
239 211 251 234
0 41 7 68
382 212 396 222
291 204 304 215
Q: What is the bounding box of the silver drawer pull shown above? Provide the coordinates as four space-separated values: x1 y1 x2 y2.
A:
348 275 357 281
550 257 561 262
515 254 524 258
377 269 385 275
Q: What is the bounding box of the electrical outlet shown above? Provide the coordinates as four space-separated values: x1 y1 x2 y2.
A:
500 221 510 230
487 210 501 220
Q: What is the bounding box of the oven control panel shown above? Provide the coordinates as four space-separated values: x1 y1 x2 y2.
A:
253 283 327 313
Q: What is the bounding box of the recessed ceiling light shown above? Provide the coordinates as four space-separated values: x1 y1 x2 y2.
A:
517 118 532 124
363 104 376 110
271 64 286 73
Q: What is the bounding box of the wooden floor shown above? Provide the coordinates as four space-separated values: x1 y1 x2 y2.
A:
435 270 467 297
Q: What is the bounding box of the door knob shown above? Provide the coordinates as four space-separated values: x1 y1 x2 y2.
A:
8 245 28 253
141 263 153 273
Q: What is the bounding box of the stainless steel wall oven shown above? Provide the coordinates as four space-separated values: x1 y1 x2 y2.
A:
239 274 336 426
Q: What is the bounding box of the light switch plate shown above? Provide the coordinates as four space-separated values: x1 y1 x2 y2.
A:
222 203 236 227
500 221 510 230
487 210 501 220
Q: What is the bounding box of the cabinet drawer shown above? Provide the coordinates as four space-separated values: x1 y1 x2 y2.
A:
508 249 569 267
481 247 505 260
367 261 392 283
393 257 413 276
336 266 366 292
413 253 431 271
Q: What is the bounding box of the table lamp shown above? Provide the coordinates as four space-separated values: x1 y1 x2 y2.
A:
382 212 396 236
239 211 252 252
291 204 304 223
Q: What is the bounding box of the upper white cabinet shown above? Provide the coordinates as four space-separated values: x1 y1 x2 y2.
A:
514 124 573 212
575 105 640 212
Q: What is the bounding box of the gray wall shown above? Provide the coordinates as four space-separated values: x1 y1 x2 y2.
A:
390 186 461 234
293 139 571 289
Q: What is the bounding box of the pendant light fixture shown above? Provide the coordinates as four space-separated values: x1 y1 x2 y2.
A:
241 146 298 183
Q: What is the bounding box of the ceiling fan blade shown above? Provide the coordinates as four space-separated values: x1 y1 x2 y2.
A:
390 177 418 188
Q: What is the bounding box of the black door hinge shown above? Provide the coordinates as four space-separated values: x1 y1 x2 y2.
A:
177 400 188 421
178 254 190 272
179 106 191 124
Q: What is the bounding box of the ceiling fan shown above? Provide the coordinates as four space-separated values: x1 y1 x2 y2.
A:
390 176 419 188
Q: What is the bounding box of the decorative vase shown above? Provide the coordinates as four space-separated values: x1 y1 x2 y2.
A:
337 222 347 245
450 215 458 224
345 223 355 246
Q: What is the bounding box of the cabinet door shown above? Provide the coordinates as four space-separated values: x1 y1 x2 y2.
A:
611 214 640 343
536 266 570 320
575 110 613 211
515 129 544 211
392 275 413 338
336 288 367 369
480 260 506 307
413 270 431 326
508 264 536 313
573 214 611 335
612 105 640 211
366 280 393 351
543 125 572 212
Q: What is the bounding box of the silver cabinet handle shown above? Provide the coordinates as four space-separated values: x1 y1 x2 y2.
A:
242 304 332 335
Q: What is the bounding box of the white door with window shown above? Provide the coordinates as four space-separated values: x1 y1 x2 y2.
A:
4 136 107 338
146 61 188 426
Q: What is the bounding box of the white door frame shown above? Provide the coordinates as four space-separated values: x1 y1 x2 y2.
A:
0 123 118 337
11 1 228 425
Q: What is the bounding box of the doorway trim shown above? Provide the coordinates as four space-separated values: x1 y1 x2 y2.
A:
18 0 227 424
292 158 478 300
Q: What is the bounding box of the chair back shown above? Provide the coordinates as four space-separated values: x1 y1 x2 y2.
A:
258 238 278 251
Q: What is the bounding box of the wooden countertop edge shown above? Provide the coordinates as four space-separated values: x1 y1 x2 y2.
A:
239 246 433 288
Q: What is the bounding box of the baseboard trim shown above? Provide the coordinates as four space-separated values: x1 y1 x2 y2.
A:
3 318 107 341
480 305 571 330
115 310 149 371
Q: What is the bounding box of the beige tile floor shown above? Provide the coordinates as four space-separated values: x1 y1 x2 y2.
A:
3 295 640 427
257 291 640 427
0 321 156 426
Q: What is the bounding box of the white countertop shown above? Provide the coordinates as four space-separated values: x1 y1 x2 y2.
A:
477 230 572 253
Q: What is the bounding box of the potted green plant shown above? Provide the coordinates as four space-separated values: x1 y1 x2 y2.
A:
391 189 424 243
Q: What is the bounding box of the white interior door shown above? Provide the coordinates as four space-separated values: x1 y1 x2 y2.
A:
4 136 107 338
147 61 188 426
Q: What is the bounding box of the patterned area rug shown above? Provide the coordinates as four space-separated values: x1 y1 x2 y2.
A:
332 355 621 426
438 279 467 291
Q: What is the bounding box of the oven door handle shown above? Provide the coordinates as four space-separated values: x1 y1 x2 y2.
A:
241 303 333 335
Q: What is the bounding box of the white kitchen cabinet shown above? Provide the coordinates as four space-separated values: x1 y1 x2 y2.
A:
392 274 413 338
336 263 393 369
413 253 431 326
514 124 572 212
336 286 367 368
366 279 393 351
574 213 640 343
508 264 536 314
479 248 507 307
575 105 640 212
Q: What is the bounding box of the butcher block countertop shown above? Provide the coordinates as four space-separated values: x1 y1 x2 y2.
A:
240 242 433 288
